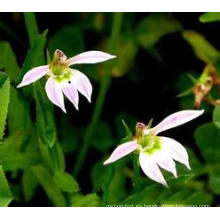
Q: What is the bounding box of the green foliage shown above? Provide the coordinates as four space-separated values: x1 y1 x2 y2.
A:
91 121 114 152
53 170 79 193
182 30 219 63
48 26 84 57
72 193 101 207
0 166 13 207
22 169 38 202
32 165 66 206
112 33 138 77
137 13 182 49
0 72 10 140
194 123 220 195
1 12 220 207
0 41 20 82
200 12 220 23
20 30 48 79
121 175 212 206
213 105 220 129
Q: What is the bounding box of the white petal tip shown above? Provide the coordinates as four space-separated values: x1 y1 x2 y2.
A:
17 83 24 88
109 55 116 59
186 164 191 170
62 108 67 114
198 109 205 115
103 160 110 165
162 182 169 188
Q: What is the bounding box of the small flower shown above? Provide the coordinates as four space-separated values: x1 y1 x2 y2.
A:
104 110 204 187
17 50 116 113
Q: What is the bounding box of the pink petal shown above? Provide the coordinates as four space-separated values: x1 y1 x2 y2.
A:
17 65 49 88
61 79 79 110
103 140 139 165
71 69 92 102
66 51 116 66
150 110 204 135
160 136 190 169
139 151 168 187
45 77 66 113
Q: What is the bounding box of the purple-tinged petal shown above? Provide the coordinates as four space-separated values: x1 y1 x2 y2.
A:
160 136 190 169
61 79 79 110
150 110 204 135
103 140 139 165
45 77 66 113
71 69 92 102
66 51 116 66
139 151 168 187
17 65 49 88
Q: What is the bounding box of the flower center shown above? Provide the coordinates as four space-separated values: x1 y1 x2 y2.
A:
48 49 71 82
137 135 161 155
50 65 72 82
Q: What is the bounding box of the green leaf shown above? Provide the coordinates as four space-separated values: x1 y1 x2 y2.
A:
194 122 220 195
8 87 31 134
0 72 10 140
137 13 182 49
48 26 84 57
0 152 40 171
182 30 219 63
213 105 220 129
71 193 101 207
91 161 127 204
120 175 209 206
0 41 20 82
53 170 79 193
199 12 220 23
194 122 220 164
24 13 39 45
112 33 138 77
0 166 13 206
209 169 220 194
32 165 66 206
22 169 38 202
91 121 114 152
33 82 56 148
20 30 48 81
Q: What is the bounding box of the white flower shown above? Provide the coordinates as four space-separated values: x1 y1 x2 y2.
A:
17 50 116 113
104 110 204 187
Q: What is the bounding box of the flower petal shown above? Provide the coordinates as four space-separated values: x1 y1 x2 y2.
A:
150 110 204 135
45 77 66 113
66 51 116 66
156 155 177 178
71 69 92 102
17 65 49 88
103 140 139 165
160 136 190 169
139 151 168 187
61 79 79 110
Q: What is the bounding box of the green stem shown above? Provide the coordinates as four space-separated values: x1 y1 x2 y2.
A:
132 154 141 192
23 12 39 45
103 166 115 206
73 13 123 176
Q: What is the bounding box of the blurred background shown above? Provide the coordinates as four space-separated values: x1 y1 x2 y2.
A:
0 12 220 207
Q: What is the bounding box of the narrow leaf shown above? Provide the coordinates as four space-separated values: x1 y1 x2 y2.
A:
32 165 66 206
0 166 13 206
53 170 79 193
0 72 10 140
